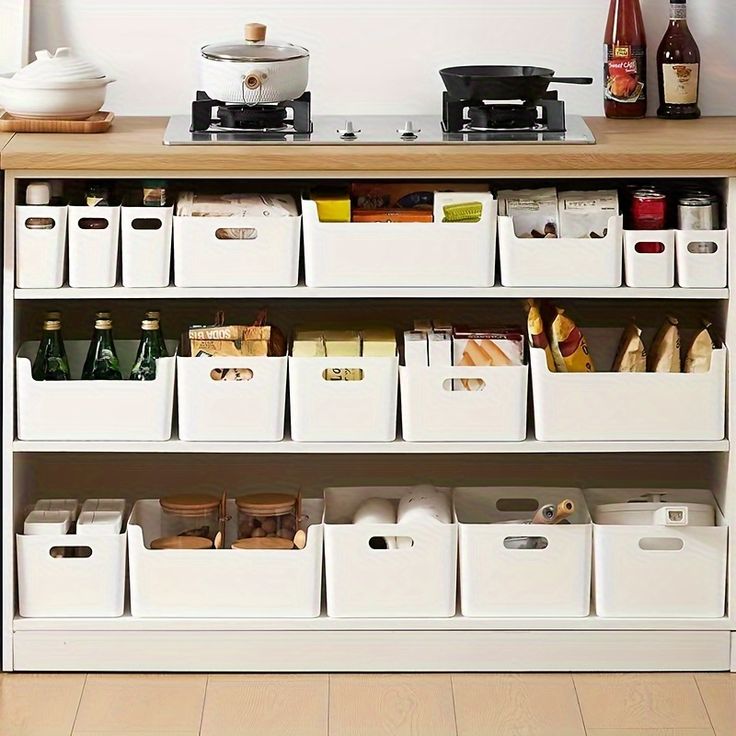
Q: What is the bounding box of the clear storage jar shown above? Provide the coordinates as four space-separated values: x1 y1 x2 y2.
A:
235 493 298 549
158 494 221 544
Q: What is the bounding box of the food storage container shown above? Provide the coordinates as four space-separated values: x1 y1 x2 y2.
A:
235 492 299 548
158 494 222 545
16 204 68 288
623 230 676 288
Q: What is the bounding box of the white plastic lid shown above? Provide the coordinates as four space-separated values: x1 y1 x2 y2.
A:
25 182 51 206
13 47 106 84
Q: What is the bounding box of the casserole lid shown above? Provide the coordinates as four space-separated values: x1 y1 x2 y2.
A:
201 23 309 62
13 47 106 84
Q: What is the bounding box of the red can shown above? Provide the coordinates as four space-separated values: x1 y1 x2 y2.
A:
631 189 667 230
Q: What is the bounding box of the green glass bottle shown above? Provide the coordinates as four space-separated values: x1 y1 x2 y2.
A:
82 318 122 380
144 310 168 357
32 319 71 381
129 319 163 381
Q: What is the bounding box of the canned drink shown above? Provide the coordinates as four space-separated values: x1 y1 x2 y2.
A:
631 188 667 230
678 193 720 230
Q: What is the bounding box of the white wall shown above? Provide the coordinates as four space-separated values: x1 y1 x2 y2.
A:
29 0 736 117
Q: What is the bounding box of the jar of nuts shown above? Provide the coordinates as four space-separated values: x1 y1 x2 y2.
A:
158 494 221 544
235 493 299 549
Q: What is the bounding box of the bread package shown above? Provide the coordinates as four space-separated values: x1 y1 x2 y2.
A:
648 316 680 373
547 308 594 373
684 321 721 373
611 321 647 372
526 299 556 372
453 328 525 390
188 310 286 358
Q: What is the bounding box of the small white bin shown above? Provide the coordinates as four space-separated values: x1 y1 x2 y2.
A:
498 214 623 287
302 195 497 287
675 229 728 288
530 328 726 441
15 205 67 288
178 355 287 441
17 527 127 617
121 206 173 287
68 205 120 287
16 340 176 441
128 499 323 617
399 365 528 442
324 487 457 618
289 356 398 442
455 487 591 617
623 230 676 288
173 213 300 287
587 488 727 618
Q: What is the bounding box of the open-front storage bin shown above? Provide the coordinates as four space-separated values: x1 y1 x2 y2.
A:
455 487 591 617
177 355 287 441
587 488 728 618
498 215 623 287
15 205 67 288
16 340 176 441
128 499 323 617
676 228 728 288
530 327 727 441
399 364 528 441
67 205 121 287
121 205 174 287
302 194 497 287
323 487 457 618
623 230 676 288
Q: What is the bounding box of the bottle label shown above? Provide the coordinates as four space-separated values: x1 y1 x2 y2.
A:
605 45 646 103
670 4 687 20
663 63 699 104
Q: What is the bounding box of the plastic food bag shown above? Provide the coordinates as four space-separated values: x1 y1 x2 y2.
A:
684 321 721 373
526 299 556 372
648 316 680 373
548 308 594 373
611 321 647 372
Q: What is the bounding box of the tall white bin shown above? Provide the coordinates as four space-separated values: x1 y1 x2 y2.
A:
68 205 120 287
121 206 173 287
15 205 67 288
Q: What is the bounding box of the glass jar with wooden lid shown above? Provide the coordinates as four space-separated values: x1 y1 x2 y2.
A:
234 492 301 549
158 493 221 544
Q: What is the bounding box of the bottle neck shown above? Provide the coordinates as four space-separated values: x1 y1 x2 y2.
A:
42 331 62 352
670 2 687 21
94 329 114 348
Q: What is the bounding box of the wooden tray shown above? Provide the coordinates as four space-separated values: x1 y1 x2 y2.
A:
0 111 114 133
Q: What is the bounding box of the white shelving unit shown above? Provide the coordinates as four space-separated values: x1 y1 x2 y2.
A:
4 170 736 673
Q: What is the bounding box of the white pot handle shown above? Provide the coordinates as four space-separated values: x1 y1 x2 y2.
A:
653 506 689 526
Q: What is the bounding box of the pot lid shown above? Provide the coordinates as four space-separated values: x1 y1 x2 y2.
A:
235 492 296 515
13 47 106 84
160 493 220 515
201 23 309 63
150 535 213 550
232 537 294 550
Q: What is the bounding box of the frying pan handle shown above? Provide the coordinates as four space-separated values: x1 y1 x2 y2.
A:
549 77 594 86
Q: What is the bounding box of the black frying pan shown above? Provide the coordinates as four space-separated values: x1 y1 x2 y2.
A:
440 65 593 101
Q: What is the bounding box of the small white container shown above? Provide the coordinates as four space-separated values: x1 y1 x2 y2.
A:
498 214 623 287
121 206 173 287
302 195 497 287
16 340 176 441
587 488 727 618
177 355 287 441
68 205 120 287
399 365 528 442
24 510 72 536
675 229 728 288
128 499 323 618
530 328 726 442
173 213 300 287
623 230 676 288
323 487 457 618
455 487 592 617
289 356 398 442
15 205 68 288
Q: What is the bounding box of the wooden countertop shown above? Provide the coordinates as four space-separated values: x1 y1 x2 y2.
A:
1 116 735 174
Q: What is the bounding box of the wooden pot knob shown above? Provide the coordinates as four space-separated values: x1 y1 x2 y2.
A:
245 23 267 42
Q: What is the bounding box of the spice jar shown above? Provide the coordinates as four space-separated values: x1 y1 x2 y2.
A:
235 493 298 548
159 494 221 543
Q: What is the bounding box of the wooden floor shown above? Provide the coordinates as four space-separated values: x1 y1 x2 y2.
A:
0 672 734 735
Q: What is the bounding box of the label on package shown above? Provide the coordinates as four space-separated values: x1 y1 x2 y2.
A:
663 63 699 105
605 44 646 103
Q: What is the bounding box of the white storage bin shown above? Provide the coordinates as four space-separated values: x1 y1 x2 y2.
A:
530 327 726 441
675 229 728 288
455 487 591 617
178 355 287 441
121 206 173 287
289 356 398 442
498 214 623 287
399 365 528 442
302 194 497 287
587 488 727 618
68 205 120 287
324 487 457 618
173 213 300 287
128 499 323 617
15 205 67 288
16 340 176 441
623 230 675 288
17 527 126 617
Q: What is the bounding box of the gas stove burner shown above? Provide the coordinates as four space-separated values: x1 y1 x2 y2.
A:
467 103 540 131
216 104 288 131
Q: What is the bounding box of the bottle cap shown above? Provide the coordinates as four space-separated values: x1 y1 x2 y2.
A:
45 310 62 320
141 319 159 330
26 182 51 206
95 319 113 329
145 310 161 320
42 319 62 331
95 311 112 319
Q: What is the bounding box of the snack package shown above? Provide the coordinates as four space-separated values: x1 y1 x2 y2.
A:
351 182 485 211
548 308 594 373
648 316 680 373
558 190 619 239
453 328 525 390
361 327 397 357
188 310 286 358
526 299 555 372
684 321 721 373
403 331 428 367
311 188 351 222
352 210 433 223
612 321 647 372
497 187 559 238
176 192 297 218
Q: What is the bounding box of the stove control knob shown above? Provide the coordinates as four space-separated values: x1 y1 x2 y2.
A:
338 121 360 140
398 120 420 140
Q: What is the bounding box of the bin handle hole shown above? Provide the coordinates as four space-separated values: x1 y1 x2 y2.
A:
215 227 257 240
368 536 413 549
442 378 486 391
639 537 684 551
687 241 718 254
210 367 254 381
635 241 665 254
496 498 539 512
24 217 56 230
78 218 109 230
131 218 163 231
503 536 548 550
321 368 364 381
49 546 92 558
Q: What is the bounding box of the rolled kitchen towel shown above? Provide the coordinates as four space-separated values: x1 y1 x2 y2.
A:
352 497 397 549
396 485 451 548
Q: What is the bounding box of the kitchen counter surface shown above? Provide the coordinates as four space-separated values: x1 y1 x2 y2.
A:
1 116 735 174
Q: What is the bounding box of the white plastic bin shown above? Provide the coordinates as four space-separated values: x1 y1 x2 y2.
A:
675 229 728 288
498 214 623 287
455 487 591 617
17 527 126 617
128 499 323 617
177 355 287 441
302 195 497 287
121 206 173 287
623 230 676 288
173 213 300 287
289 356 398 442
399 365 528 442
587 488 727 618
530 328 726 441
16 340 176 441
15 205 67 288
68 205 120 287
323 487 457 618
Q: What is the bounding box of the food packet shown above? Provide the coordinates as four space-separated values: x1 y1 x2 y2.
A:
684 321 721 373
548 308 594 373
611 321 647 372
497 187 559 238
648 316 680 372
187 310 286 358
526 299 555 372
558 190 619 239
